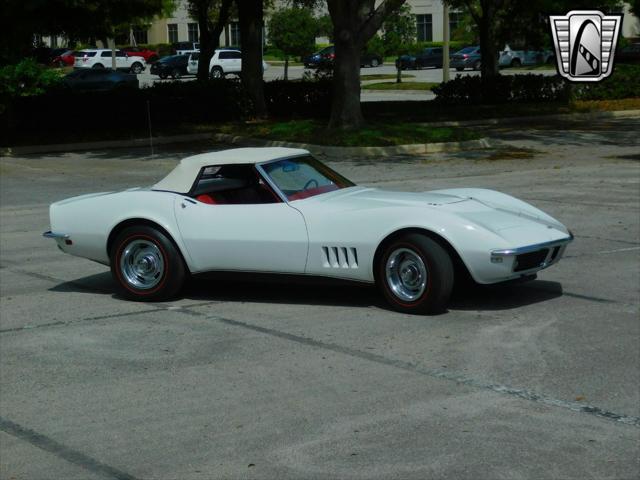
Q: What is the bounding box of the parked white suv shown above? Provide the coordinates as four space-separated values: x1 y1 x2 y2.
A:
185 49 269 78
74 49 146 74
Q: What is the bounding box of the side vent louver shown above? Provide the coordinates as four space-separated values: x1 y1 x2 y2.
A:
322 246 359 269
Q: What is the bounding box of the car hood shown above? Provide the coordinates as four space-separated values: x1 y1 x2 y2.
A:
308 187 567 233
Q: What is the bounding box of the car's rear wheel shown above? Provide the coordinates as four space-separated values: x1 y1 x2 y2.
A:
131 62 143 74
370 58 379 67
171 68 182 79
511 58 522 68
110 226 186 301
377 234 453 314
456 67 464 71
210 66 223 79
473 60 481 70
92 63 104 69
159 73 168 79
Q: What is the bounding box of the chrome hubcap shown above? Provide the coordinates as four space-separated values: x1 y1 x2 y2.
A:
120 239 164 290
385 248 427 302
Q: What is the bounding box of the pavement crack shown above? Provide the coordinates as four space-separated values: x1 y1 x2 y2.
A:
0 416 140 480
174 307 640 428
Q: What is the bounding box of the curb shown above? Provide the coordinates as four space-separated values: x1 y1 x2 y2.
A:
418 109 640 128
2 108 637 157
212 133 498 157
0 133 213 157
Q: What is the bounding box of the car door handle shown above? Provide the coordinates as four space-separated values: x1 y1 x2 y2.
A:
181 198 196 208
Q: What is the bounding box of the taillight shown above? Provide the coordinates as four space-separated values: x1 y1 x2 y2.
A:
463 54 469 58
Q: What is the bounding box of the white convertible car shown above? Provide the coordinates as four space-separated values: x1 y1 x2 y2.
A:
44 147 572 314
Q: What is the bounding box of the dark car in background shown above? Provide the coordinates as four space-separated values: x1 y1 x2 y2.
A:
396 47 444 70
150 55 190 79
616 43 640 64
450 46 482 71
62 69 138 91
304 45 383 69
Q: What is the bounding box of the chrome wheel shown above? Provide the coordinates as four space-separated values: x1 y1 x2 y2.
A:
385 248 428 302
120 239 164 290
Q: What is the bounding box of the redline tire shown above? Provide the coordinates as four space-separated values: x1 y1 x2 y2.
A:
377 234 453 315
110 226 186 301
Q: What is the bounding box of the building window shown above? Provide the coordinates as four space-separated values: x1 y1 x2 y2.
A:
416 14 432 42
188 23 199 43
132 26 148 45
168 24 178 43
229 22 240 47
449 12 461 39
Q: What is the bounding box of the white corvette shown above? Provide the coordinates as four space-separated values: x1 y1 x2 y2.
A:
44 147 572 314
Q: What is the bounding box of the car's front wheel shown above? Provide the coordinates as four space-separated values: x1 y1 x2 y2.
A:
110 226 186 301
171 68 182 79
377 234 453 314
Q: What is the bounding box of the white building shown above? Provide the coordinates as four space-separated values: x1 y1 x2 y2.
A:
36 1 639 48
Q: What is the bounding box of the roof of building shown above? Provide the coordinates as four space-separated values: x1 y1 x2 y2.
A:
152 147 309 193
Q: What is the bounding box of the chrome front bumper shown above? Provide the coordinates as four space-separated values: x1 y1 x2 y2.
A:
490 232 574 273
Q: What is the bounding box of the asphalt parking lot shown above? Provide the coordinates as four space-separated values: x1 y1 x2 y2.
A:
1 117 639 479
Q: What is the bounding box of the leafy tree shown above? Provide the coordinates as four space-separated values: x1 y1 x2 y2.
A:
188 0 234 81
268 8 318 80
0 0 174 65
316 15 333 42
379 3 415 57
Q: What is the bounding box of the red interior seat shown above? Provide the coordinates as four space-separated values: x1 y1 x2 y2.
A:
196 194 217 204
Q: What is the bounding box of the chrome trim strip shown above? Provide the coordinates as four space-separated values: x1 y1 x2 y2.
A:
43 231 69 239
491 232 573 257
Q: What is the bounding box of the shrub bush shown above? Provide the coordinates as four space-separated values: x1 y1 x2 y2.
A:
264 79 332 118
0 59 63 98
1 77 333 143
432 74 570 104
573 64 640 101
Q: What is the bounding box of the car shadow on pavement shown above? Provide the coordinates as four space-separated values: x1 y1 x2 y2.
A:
49 272 564 313
449 279 563 311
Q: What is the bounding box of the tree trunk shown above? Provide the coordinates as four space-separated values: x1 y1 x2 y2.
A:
194 0 233 82
478 1 499 80
326 0 406 129
284 56 289 81
197 17 216 81
238 0 267 119
329 36 363 129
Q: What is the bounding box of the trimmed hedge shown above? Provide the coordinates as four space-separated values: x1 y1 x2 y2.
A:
432 74 570 104
0 78 333 143
574 64 640 101
265 79 332 117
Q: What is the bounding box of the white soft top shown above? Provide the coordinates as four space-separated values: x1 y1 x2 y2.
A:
152 147 309 193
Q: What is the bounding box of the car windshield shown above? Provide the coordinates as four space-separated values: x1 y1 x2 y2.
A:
458 47 478 54
261 155 355 201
